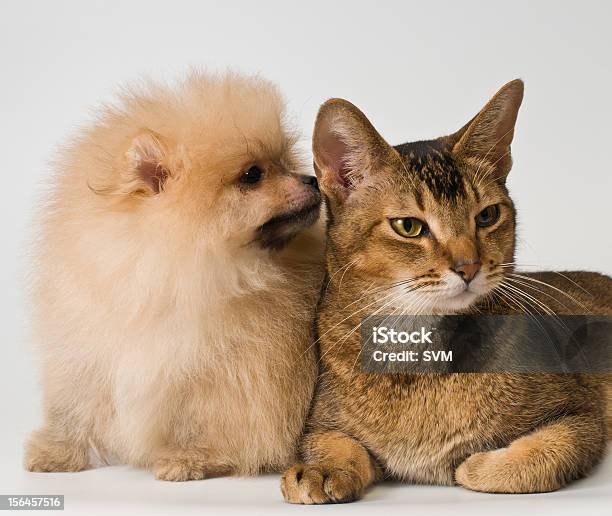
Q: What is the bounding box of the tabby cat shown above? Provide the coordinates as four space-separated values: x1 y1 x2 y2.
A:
281 80 612 503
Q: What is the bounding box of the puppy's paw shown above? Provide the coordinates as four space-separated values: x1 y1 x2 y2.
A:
281 463 364 504
153 449 232 482
154 457 206 481
24 431 89 473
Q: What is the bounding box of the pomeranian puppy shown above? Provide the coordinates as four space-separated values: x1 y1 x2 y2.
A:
25 72 324 480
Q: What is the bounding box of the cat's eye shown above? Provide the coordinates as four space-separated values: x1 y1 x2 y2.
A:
476 204 500 227
239 165 263 185
390 218 426 238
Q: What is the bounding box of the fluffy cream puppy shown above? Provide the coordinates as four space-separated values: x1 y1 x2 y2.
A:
25 72 324 481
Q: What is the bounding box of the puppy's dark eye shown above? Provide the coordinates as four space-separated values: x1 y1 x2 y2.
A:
240 166 263 185
476 204 500 227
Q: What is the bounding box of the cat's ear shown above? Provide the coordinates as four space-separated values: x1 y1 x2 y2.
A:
313 98 397 206
451 79 524 183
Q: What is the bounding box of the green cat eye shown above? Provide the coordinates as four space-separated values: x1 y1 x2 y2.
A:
476 204 500 227
390 218 425 238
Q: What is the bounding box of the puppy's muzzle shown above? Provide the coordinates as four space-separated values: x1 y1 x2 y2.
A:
300 174 319 190
256 192 321 251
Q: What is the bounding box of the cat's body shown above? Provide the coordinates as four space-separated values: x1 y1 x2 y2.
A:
309 270 610 488
281 80 612 503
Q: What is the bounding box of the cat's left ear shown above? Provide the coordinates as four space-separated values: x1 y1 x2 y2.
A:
451 79 524 183
313 98 399 208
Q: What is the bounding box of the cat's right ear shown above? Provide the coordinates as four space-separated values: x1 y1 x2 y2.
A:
313 99 397 207
451 79 524 183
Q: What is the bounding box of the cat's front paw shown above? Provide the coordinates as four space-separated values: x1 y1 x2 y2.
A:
281 463 364 504
456 448 555 494
153 449 232 481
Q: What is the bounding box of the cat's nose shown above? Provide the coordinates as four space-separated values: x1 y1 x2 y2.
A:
446 238 480 283
451 260 482 283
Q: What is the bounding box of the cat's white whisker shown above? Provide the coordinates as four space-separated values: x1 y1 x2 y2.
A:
297 278 421 361
497 281 573 343
324 258 359 293
552 271 594 298
505 276 573 313
319 286 418 366
507 273 591 312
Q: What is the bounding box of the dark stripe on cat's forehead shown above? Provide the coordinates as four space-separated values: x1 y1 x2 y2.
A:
394 139 466 202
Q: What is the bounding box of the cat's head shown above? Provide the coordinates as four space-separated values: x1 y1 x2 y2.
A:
314 80 523 313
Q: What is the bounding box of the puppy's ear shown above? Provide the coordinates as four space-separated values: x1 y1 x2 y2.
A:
122 130 173 195
313 99 398 207
451 79 524 183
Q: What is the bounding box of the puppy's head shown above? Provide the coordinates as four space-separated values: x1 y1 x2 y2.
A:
86 72 320 251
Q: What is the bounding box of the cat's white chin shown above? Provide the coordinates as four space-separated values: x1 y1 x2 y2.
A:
431 272 490 313
393 272 491 314
391 287 482 314
432 291 480 313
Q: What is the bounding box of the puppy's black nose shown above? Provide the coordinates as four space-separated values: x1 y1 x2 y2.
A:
300 175 319 190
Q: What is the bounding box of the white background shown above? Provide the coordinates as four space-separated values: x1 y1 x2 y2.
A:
1 1 610 515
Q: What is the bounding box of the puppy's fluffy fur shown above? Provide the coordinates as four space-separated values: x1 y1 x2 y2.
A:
25 72 324 480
